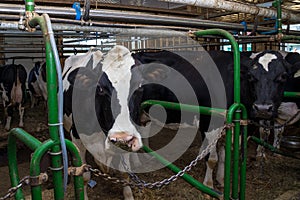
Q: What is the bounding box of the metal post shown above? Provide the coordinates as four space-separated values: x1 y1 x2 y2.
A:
193 29 246 200
27 14 64 199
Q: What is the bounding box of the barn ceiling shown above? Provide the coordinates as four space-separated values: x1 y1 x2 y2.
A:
0 0 300 58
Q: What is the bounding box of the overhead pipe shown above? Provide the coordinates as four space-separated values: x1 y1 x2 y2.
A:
161 0 300 23
0 3 298 34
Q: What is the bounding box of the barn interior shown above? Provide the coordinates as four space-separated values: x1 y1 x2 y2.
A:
1 1 300 200
1 0 300 70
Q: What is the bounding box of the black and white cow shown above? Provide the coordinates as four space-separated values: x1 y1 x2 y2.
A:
0 64 27 130
28 61 47 108
245 51 300 156
63 47 148 200
132 49 300 189
63 46 300 198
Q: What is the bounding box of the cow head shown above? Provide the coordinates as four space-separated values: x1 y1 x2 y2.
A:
247 50 300 119
65 46 170 152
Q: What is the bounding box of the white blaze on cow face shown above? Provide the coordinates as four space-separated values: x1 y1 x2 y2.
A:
102 45 143 151
258 53 277 71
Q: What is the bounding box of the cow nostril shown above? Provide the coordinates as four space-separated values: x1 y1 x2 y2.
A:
110 138 117 143
253 103 273 112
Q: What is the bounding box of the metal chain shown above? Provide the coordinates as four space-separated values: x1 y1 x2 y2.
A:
87 166 132 187
89 124 231 189
132 124 230 189
0 176 30 200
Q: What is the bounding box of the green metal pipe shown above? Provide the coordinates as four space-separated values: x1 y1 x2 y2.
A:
194 29 243 200
232 107 241 199
193 29 240 104
7 128 43 199
223 103 238 199
25 0 34 12
142 145 222 199
27 12 64 200
239 105 248 200
141 100 227 116
250 136 300 159
284 91 300 98
273 0 282 35
65 140 85 199
30 140 56 200
10 128 42 150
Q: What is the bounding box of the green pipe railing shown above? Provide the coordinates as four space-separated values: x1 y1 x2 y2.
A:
193 29 241 104
6 1 85 200
284 91 300 98
143 146 223 199
193 29 247 200
141 100 227 117
27 14 64 199
250 136 300 159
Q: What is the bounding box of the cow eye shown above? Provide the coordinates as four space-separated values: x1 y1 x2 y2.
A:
276 72 288 82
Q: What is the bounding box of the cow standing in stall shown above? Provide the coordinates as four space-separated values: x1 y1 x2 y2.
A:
28 61 47 108
0 63 27 130
134 49 300 188
63 46 300 199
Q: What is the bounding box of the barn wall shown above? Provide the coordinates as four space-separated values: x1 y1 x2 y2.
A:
4 37 45 74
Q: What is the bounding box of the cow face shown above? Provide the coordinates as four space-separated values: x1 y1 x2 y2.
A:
248 50 300 119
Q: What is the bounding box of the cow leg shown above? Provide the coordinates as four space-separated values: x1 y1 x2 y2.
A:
123 185 134 200
5 116 12 131
216 145 225 188
18 104 24 127
256 121 270 159
273 124 284 149
203 146 218 188
4 104 12 130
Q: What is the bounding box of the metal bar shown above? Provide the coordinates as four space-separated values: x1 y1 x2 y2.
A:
65 140 85 199
141 100 227 117
142 145 223 199
239 105 248 200
1 3 299 33
7 128 43 199
284 91 300 98
250 136 300 159
30 140 55 200
161 0 300 23
27 13 65 199
193 29 240 104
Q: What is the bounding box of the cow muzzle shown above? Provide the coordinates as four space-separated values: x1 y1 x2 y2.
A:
108 131 142 152
252 103 274 119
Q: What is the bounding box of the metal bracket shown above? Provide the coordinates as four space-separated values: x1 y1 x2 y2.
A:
240 120 249 126
30 173 48 186
24 11 39 32
68 164 88 176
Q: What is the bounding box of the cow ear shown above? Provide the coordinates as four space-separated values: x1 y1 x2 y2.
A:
139 62 170 82
291 62 300 78
73 68 99 89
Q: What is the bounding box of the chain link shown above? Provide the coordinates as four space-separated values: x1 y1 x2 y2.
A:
89 124 231 189
0 176 30 200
